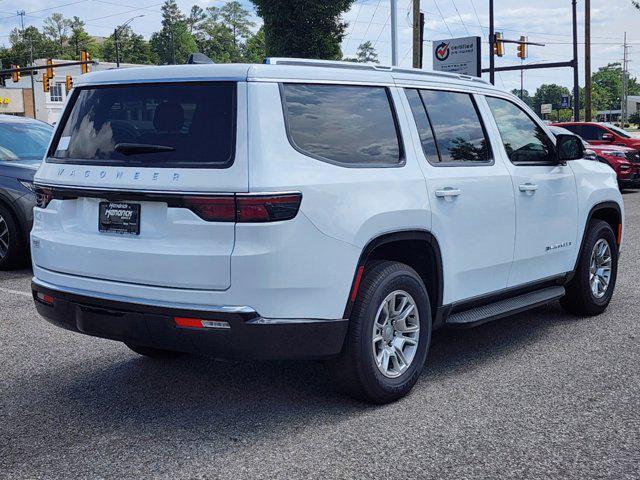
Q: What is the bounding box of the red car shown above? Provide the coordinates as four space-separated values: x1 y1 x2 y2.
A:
552 121 640 148
549 125 640 187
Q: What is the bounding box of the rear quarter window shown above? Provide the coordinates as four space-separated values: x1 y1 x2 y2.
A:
49 82 236 168
281 83 402 167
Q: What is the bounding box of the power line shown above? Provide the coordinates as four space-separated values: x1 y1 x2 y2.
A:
450 0 470 35
432 0 453 37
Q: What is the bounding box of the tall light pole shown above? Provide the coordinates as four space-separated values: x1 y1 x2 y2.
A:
114 15 144 68
390 0 398 66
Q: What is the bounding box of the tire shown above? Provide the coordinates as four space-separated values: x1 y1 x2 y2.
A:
0 204 26 270
561 220 618 316
330 261 432 404
125 343 186 359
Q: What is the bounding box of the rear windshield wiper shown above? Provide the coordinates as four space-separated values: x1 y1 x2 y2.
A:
114 143 175 156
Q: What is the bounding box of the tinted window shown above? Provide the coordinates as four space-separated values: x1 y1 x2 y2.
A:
282 84 401 166
419 90 490 163
51 82 235 168
405 89 439 164
0 122 53 161
560 124 582 137
486 97 555 165
580 124 606 141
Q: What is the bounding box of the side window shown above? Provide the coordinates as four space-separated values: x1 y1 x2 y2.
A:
581 124 605 140
282 84 402 166
419 90 491 164
405 89 439 164
561 124 583 137
486 97 556 165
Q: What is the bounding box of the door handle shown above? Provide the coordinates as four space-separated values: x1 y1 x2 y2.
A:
518 183 538 193
435 187 462 198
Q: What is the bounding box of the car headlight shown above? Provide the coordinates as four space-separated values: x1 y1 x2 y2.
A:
619 163 632 171
602 150 627 158
18 180 35 192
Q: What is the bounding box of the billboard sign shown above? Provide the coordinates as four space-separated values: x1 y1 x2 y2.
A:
432 36 481 77
541 103 553 114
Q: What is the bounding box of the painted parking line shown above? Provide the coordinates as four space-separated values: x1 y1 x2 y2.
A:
0 286 32 298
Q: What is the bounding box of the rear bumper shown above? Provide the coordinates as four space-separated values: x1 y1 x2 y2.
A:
32 279 348 360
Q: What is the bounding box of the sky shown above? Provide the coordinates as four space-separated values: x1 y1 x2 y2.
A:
0 0 638 95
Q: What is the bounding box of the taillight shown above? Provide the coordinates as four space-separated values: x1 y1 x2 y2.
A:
35 186 53 209
35 292 54 305
182 193 302 223
183 196 236 222
236 193 302 222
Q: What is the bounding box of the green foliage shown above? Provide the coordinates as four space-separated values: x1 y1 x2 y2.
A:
532 84 572 114
42 13 72 55
510 88 533 107
150 0 198 64
251 0 356 59
102 26 153 65
591 62 640 111
344 41 379 63
67 17 100 59
244 27 266 63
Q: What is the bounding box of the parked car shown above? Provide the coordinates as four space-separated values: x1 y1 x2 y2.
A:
548 125 639 187
31 60 623 403
553 121 640 148
0 115 53 269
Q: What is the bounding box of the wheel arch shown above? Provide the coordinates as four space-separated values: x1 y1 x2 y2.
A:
568 201 622 283
343 230 445 327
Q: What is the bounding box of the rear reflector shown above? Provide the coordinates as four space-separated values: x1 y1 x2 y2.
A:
35 292 54 305
174 317 230 329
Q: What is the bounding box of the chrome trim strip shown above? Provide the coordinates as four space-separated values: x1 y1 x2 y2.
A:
31 277 256 314
247 317 348 325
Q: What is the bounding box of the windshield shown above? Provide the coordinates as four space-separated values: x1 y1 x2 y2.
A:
603 123 631 138
0 121 53 162
49 82 236 168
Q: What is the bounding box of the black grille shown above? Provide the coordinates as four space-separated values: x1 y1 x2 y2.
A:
625 150 640 163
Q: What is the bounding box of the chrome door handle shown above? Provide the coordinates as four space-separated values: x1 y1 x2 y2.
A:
435 187 462 198
518 183 538 192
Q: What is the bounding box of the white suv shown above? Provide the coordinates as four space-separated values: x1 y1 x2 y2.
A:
31 59 623 403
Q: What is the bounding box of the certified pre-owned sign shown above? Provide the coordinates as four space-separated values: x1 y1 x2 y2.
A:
432 36 481 77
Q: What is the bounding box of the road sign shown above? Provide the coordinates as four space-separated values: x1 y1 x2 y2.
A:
541 103 553 114
560 94 570 109
433 36 482 77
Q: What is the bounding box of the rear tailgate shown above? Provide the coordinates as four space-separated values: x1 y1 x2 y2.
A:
33 80 248 291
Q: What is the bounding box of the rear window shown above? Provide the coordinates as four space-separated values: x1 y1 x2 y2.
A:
0 122 52 161
282 84 402 166
49 82 236 168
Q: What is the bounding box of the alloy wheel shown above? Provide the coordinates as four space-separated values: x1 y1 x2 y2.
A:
0 214 9 261
590 238 612 299
372 290 420 379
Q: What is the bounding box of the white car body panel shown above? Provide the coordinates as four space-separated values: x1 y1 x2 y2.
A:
31 61 624 323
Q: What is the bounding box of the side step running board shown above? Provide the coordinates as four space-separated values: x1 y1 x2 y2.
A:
446 286 566 328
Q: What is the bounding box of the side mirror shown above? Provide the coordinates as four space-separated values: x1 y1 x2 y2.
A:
602 132 614 142
556 134 585 163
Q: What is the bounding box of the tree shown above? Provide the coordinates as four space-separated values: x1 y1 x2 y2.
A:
2 26 58 66
250 0 356 59
244 27 266 63
591 62 640 112
533 84 572 115
354 41 379 63
219 1 255 47
68 16 99 59
187 5 206 33
43 13 72 55
150 0 197 64
510 88 533 107
102 26 153 64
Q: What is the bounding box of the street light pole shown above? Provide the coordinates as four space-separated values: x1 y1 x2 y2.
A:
114 15 144 68
390 0 398 66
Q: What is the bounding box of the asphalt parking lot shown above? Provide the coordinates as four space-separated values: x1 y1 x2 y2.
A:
1 193 639 480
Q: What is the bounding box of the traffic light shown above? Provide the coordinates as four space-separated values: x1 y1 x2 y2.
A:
81 50 90 74
517 36 527 59
65 75 73 93
43 73 50 93
46 58 54 79
493 32 504 57
11 64 20 83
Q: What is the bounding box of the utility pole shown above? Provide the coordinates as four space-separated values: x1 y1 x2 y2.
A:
390 0 398 66
114 28 121 68
489 0 495 85
621 32 629 126
17 10 36 118
419 12 425 69
412 0 421 68
572 0 580 121
584 0 592 121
